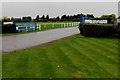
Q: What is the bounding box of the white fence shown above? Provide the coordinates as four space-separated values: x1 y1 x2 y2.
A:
36 22 80 30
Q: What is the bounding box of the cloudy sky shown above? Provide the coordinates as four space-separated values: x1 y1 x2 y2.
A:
2 2 118 18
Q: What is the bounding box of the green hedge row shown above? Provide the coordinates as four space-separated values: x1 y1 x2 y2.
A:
118 23 120 37
2 24 16 33
78 23 118 37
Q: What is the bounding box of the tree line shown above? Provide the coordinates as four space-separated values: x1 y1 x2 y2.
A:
2 13 117 23
34 14 94 22
2 13 94 22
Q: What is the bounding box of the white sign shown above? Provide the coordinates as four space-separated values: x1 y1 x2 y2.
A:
4 22 13 24
117 19 120 23
85 20 107 24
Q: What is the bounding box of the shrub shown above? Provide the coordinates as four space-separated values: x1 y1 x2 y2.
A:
118 23 120 37
78 23 117 37
2 24 16 33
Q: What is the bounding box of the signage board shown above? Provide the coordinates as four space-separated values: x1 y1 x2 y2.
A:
117 19 120 23
16 26 36 30
4 22 13 24
85 20 107 24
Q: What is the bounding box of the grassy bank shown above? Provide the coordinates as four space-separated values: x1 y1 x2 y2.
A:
2 34 118 78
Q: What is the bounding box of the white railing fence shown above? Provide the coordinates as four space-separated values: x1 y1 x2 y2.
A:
36 22 79 31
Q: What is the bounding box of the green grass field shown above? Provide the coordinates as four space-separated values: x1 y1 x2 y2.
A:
2 34 118 78
1 22 79 36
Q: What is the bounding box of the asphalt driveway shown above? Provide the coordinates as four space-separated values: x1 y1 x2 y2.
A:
1 27 79 53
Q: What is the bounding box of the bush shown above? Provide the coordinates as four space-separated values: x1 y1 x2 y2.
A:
78 23 117 37
2 24 16 33
118 23 120 37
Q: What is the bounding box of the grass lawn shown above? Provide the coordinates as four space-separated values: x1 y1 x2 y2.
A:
2 34 118 78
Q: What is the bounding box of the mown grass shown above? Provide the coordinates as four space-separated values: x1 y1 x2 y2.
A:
2 34 118 78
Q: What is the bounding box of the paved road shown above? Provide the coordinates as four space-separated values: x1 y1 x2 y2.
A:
1 27 80 53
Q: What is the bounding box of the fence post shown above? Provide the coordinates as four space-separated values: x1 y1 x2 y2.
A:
77 22 79 26
64 23 65 28
52 23 54 28
70 23 71 27
26 26 28 31
39 24 41 30
37 24 38 30
61 23 62 28
44 24 46 28
67 23 68 27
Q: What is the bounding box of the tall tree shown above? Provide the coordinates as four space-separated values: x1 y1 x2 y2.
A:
46 15 49 20
118 16 120 19
56 16 60 21
35 15 40 20
76 14 81 18
86 14 94 18
61 15 67 21
27 16 32 20
41 15 45 19
101 14 116 23
101 14 116 20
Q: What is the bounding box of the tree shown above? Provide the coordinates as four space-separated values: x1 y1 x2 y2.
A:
69 15 73 20
76 14 81 18
27 16 32 20
109 14 116 20
61 15 67 21
56 16 60 21
101 14 116 23
86 14 94 18
80 13 85 17
41 15 45 19
66 15 70 21
46 15 49 20
49 18 57 22
22 16 32 20
73 15 77 19
101 14 116 20
118 16 120 19
11 17 14 21
2 16 11 22
2 18 11 22
35 15 40 20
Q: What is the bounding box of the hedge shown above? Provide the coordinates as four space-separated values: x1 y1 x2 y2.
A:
2 24 16 33
78 23 118 37
118 23 120 37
